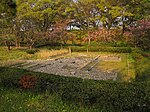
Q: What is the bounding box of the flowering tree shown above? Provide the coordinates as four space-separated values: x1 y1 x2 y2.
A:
51 20 69 44
125 19 150 50
84 28 121 45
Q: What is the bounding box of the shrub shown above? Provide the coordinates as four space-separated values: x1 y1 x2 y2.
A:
131 49 150 82
114 41 128 47
26 49 39 54
141 53 150 59
71 46 132 53
0 67 150 111
19 75 37 89
89 42 115 47
48 46 62 50
136 68 150 82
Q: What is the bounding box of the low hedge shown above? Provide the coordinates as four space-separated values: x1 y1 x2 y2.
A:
0 67 150 111
70 46 132 53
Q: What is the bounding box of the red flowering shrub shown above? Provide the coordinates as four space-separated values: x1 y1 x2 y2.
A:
19 75 37 89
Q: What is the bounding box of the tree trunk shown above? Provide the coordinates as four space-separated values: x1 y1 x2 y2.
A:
29 41 34 49
15 40 20 48
7 45 11 51
121 17 125 37
88 38 91 46
6 41 11 50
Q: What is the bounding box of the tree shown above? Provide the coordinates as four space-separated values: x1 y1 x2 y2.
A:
1 0 150 48
66 0 99 30
125 19 150 50
0 0 16 50
16 0 73 47
96 0 133 31
0 0 16 26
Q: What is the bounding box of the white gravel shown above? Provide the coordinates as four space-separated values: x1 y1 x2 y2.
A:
14 57 118 80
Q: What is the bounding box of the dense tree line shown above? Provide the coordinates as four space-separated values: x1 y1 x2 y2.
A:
0 0 150 50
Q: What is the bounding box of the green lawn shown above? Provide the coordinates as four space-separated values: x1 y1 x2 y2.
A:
0 47 27 60
0 47 68 61
0 46 68 67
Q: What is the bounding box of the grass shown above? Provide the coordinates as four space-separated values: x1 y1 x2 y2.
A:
97 53 135 81
0 67 150 112
0 46 68 60
0 47 27 60
0 46 136 81
0 46 69 68
1 46 149 82
0 87 100 112
35 49 68 59
0 46 150 111
0 67 103 112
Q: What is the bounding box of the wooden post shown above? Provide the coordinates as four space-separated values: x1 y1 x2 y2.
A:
87 45 89 53
127 54 129 77
126 53 129 81
60 44 63 49
69 47 72 56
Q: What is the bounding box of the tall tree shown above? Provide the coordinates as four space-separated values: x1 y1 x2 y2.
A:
66 0 99 30
16 0 72 47
0 0 16 50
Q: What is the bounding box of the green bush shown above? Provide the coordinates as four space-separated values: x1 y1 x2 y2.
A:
26 49 39 54
0 67 150 111
114 41 128 47
48 46 62 50
88 42 115 47
136 68 150 82
71 46 132 53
